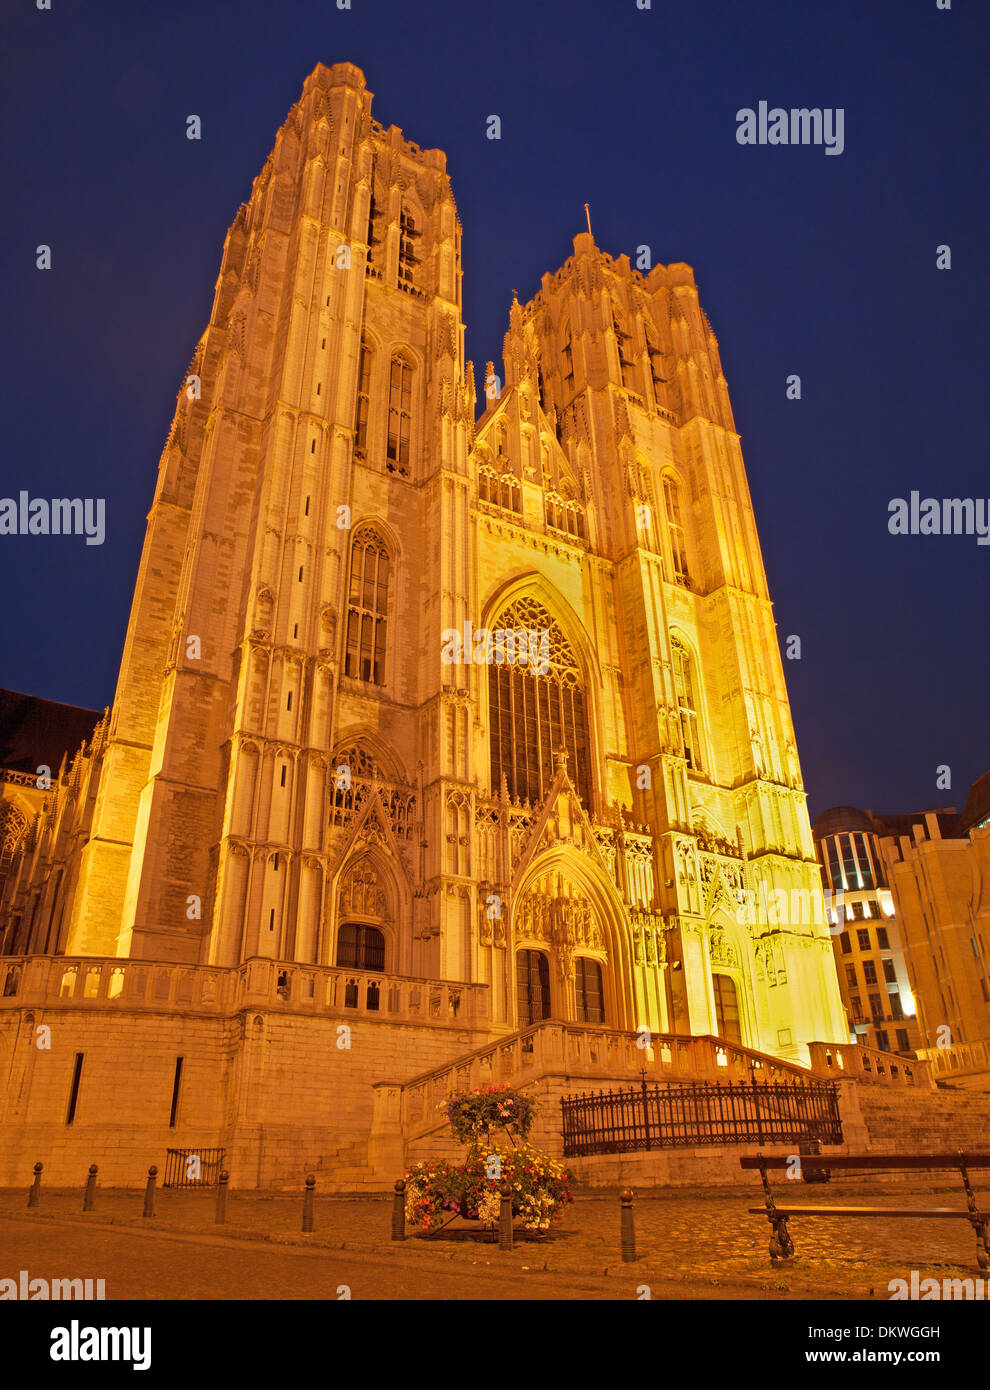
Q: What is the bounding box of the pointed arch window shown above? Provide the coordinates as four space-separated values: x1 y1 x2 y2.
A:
479 464 521 514
612 308 638 392
345 531 390 684
560 325 574 390
646 320 671 398
398 209 419 286
488 597 592 808
662 475 690 586
671 636 703 772
386 354 413 475
355 337 373 455
544 491 586 541
366 188 384 273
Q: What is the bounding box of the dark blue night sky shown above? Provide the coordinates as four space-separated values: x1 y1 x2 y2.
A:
1 0 987 818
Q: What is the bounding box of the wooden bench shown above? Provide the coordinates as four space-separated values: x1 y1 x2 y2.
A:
739 1151 990 1269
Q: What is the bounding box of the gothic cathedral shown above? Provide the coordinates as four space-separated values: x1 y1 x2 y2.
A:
1 62 846 1084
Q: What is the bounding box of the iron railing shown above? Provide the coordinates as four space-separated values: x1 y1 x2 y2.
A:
561 1078 842 1156
162 1147 226 1188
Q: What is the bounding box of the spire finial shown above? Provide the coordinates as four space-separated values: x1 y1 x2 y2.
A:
584 203 592 237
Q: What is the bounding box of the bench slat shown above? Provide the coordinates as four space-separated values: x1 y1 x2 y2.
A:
740 1153 990 1171
748 1206 979 1219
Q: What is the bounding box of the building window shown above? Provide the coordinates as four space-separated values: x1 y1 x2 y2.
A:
869 993 884 1021
876 925 890 949
366 190 383 266
344 530 390 684
671 637 703 772
386 355 413 475
488 597 592 809
545 491 585 540
479 464 521 514
883 958 897 983
839 930 851 954
889 992 904 1020
398 209 419 286
662 476 690 586
896 1028 910 1052
857 927 871 951
517 949 551 1026
849 994 863 1022
845 964 858 989
336 923 385 972
712 974 742 1044
561 325 573 389
863 960 878 985
876 1029 889 1053
355 337 373 454
575 957 605 1024
612 307 638 391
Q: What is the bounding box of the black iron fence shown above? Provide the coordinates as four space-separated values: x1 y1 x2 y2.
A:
561 1079 842 1156
162 1147 226 1188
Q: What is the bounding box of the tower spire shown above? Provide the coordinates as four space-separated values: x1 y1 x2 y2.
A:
584 202 592 237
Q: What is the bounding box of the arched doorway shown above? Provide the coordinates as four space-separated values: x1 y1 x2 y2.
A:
516 948 551 1025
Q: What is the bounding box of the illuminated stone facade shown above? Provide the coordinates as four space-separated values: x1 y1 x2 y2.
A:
0 61 846 1074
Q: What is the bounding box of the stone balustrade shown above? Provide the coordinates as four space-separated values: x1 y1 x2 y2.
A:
807 1039 934 1089
0 954 487 1028
916 1038 990 1080
394 1022 812 1143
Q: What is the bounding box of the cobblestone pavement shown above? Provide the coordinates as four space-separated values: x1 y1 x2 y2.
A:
1 1178 984 1299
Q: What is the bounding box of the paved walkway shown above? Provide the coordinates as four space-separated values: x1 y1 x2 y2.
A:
1 1178 983 1300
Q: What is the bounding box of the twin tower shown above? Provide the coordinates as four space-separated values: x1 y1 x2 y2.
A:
4 61 846 1062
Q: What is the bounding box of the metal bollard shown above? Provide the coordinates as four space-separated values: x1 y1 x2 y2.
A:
498 1178 513 1251
302 1173 316 1232
620 1188 636 1262
143 1165 157 1218
392 1179 406 1241
27 1162 43 1208
215 1170 229 1225
83 1164 98 1212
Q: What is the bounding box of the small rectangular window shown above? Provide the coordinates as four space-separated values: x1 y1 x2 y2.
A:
298 567 303 581
66 1053 84 1125
269 908 275 931
316 382 321 395
169 1057 184 1129
311 440 316 453
304 497 310 516
286 691 292 710
280 765 287 787
293 624 298 638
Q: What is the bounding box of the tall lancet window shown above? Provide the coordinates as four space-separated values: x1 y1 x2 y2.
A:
488 597 592 809
386 354 413 475
671 636 702 772
345 530 390 685
662 475 690 586
355 337 373 455
398 209 419 286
